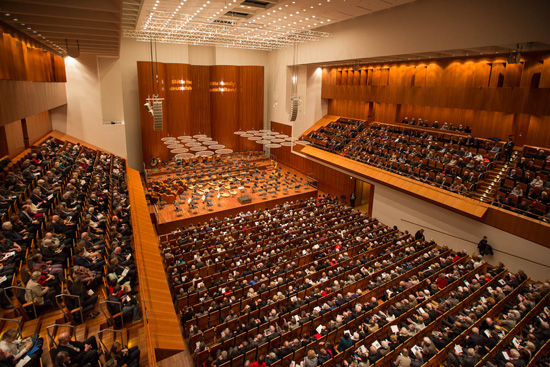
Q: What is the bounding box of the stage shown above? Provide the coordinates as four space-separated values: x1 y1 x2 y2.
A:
147 160 318 234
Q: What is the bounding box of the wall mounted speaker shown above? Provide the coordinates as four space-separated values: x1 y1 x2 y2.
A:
289 98 299 122
153 101 163 130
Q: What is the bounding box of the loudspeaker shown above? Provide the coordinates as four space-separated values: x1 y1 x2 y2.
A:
153 101 163 130
289 98 299 122
507 52 521 64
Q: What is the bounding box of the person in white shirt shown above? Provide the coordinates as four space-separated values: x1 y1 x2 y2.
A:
531 176 544 189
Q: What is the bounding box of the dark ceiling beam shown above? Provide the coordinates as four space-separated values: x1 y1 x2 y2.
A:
12 15 120 31
0 2 120 23
1 0 120 14
46 36 120 43
28 26 121 38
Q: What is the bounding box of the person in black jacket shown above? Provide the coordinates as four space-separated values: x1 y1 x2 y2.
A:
109 341 140 367
56 332 101 367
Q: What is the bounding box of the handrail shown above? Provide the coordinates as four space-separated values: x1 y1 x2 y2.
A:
97 328 124 355
3 285 37 319
400 218 550 269
0 317 22 338
46 323 75 348
55 294 84 324
99 300 124 328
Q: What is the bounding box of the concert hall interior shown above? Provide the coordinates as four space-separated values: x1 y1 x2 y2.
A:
0 0 550 367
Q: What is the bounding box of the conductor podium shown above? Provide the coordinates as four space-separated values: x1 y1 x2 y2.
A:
238 196 252 204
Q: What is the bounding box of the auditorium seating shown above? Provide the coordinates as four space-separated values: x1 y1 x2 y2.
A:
494 146 550 222
0 135 144 366
303 118 366 152
158 194 550 367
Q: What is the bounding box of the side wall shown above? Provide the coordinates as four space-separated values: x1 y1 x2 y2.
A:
370 183 550 281
267 0 550 135
51 54 128 158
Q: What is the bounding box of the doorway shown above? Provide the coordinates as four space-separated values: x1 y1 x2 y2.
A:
353 179 374 216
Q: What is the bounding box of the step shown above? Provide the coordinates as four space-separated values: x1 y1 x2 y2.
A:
21 318 41 338
0 316 23 335
75 323 88 342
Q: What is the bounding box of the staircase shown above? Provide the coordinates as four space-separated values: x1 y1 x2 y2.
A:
471 151 519 202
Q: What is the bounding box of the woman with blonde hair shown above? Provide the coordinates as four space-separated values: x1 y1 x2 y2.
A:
304 350 318 367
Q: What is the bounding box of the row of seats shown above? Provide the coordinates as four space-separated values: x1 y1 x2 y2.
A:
304 118 366 152
400 116 472 134
495 147 550 221
157 195 549 367
0 137 142 367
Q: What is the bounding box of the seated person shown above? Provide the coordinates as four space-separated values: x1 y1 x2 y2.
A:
72 265 103 289
510 185 523 197
2 221 31 249
74 247 104 272
70 277 100 320
0 329 42 367
109 341 140 367
25 271 56 307
107 285 142 323
39 237 68 265
107 258 137 286
31 253 64 283
56 332 101 367
0 235 23 262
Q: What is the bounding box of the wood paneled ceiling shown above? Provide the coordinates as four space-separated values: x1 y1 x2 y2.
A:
0 0 123 57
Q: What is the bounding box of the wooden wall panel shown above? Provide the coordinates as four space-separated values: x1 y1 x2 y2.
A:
540 57 550 88
190 65 211 137
0 80 66 126
0 26 65 82
426 63 443 87
489 63 506 87
164 63 192 137
503 63 523 87
238 66 264 151
271 121 355 199
473 62 491 87
414 66 427 87
327 100 369 120
138 62 263 165
360 70 367 85
210 65 239 150
525 115 550 149
321 53 550 148
26 111 52 145
520 60 543 88
4 120 24 158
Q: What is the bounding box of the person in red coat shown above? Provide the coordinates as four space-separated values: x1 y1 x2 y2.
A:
435 273 449 289
250 355 267 367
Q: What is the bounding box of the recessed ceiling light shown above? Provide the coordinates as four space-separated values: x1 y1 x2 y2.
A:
5 13 10 16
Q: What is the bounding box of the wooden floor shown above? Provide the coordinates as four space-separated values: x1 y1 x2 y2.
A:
149 162 318 234
0 284 148 367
